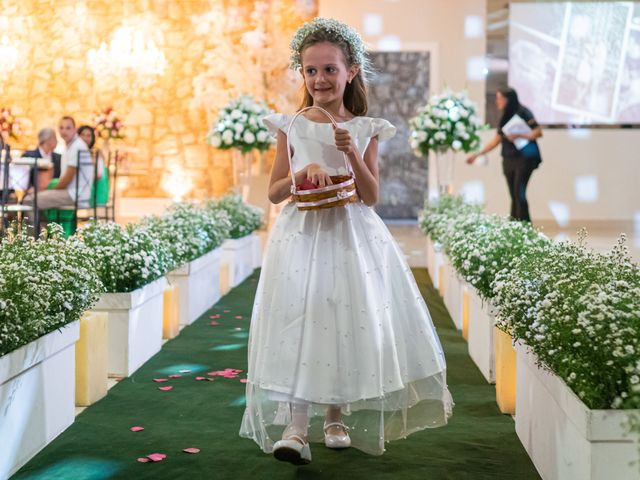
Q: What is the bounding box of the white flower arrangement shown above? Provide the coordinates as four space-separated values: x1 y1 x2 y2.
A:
206 94 274 153
140 202 232 271
289 17 371 76
409 89 486 157
76 221 172 293
0 224 103 356
493 233 640 411
206 194 264 239
420 195 640 412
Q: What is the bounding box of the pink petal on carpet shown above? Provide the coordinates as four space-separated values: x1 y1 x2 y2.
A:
147 453 167 462
168 374 182 378
182 448 200 454
234 315 243 319
195 376 206 381
158 386 173 391
240 379 248 383
209 321 219 326
130 426 145 432
223 310 230 313
137 457 150 463
210 314 220 319
179 369 191 373
234 328 242 331
153 378 168 383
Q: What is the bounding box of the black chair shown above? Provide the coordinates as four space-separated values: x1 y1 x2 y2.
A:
0 144 10 236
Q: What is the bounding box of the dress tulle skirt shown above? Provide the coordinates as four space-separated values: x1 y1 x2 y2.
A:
239 202 453 455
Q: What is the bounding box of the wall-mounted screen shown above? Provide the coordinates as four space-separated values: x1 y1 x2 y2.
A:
509 2 640 125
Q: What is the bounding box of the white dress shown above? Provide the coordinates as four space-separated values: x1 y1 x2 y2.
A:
239 113 453 456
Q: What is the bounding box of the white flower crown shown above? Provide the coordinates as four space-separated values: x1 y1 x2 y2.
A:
289 17 371 79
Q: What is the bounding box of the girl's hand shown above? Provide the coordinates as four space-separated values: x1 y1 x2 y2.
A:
466 153 478 165
506 133 522 143
334 126 356 155
306 163 333 188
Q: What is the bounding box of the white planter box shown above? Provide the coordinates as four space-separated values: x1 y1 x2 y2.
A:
515 343 639 480
0 321 80 478
222 233 258 288
167 248 222 326
442 257 463 330
91 277 166 377
425 236 443 289
467 287 496 383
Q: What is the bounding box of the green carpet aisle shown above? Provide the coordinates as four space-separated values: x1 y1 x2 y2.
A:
14 269 540 480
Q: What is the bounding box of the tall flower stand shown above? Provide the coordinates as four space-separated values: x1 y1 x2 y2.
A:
232 149 253 201
433 149 456 195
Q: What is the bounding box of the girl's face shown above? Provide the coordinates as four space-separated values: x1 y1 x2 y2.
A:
80 129 93 147
495 91 507 111
301 41 358 107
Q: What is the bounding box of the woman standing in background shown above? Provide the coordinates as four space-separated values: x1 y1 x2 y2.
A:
467 87 542 222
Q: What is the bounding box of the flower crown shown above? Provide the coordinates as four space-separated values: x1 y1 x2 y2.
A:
289 17 371 78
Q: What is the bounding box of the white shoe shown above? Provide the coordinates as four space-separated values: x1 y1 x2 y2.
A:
273 434 312 465
323 421 351 449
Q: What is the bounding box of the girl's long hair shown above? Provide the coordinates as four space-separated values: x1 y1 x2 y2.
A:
296 30 368 116
498 87 521 128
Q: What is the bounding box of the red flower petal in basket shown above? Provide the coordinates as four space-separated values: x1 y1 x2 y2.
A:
158 386 173 391
297 179 318 190
130 426 145 432
168 374 181 378
195 376 206 381
146 453 166 462
153 378 168 382
182 448 200 454
137 457 150 463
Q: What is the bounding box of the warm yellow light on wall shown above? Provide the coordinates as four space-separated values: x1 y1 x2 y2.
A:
87 17 167 88
462 288 469 341
0 35 18 70
494 327 516 415
161 164 194 202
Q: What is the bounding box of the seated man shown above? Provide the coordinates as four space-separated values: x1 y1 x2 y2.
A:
22 127 62 191
24 116 92 213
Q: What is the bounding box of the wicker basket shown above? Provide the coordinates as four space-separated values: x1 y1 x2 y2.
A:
287 106 359 211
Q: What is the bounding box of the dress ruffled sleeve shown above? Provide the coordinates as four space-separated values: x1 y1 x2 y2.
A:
262 113 289 136
369 118 396 141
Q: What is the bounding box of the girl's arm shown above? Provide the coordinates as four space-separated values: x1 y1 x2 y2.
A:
268 131 333 204
334 126 379 206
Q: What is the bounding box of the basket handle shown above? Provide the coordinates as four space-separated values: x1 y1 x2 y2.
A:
285 106 353 193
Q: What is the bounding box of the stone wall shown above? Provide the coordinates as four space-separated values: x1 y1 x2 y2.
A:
0 0 315 199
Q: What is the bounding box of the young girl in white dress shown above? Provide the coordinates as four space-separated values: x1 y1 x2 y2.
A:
240 17 453 465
